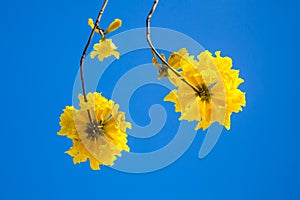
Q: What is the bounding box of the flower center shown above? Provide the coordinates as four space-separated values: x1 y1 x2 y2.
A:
85 119 105 141
195 83 211 102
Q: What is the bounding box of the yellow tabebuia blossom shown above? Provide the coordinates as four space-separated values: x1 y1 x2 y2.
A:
164 48 246 130
90 39 120 61
58 92 131 170
87 18 121 62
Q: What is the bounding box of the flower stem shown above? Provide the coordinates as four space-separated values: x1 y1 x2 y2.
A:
80 0 109 103
146 0 199 93
79 0 109 123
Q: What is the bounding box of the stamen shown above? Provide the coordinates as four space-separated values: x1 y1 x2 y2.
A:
85 119 105 141
195 84 211 102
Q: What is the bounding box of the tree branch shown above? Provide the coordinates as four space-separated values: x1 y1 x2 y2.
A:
79 0 108 124
146 0 199 93
80 0 109 103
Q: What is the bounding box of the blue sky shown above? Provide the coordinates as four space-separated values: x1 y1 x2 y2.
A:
1 0 300 199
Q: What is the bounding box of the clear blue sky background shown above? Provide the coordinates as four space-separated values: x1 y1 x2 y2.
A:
1 0 300 199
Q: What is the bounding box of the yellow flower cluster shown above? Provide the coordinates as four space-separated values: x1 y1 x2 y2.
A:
163 48 246 130
88 18 121 61
58 92 131 170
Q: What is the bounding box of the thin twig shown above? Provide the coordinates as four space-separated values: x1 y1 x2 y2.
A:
79 0 109 123
80 0 109 103
146 0 199 93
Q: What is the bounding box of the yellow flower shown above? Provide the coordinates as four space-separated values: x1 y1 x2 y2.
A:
58 92 131 170
87 18 121 62
90 39 120 61
164 48 246 130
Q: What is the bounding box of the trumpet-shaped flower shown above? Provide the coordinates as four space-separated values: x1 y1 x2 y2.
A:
164 48 246 130
58 92 131 170
90 39 120 61
88 18 121 61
